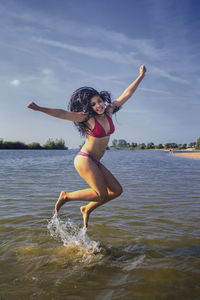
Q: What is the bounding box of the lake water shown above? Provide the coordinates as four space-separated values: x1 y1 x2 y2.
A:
0 149 200 300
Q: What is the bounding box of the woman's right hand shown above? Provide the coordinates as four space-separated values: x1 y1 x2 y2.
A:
26 101 40 111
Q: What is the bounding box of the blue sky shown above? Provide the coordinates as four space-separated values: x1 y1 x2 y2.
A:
0 0 199 148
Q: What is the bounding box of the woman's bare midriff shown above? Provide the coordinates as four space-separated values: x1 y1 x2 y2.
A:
80 135 110 160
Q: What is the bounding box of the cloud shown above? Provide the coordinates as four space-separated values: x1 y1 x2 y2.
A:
10 79 20 86
0 1 194 88
151 66 189 85
141 87 171 95
42 69 53 75
6 6 161 61
122 109 148 114
32 37 190 85
33 37 140 65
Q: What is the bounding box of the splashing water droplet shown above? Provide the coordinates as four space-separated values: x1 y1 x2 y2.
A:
47 213 101 255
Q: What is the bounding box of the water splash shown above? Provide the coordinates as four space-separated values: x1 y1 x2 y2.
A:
47 213 101 257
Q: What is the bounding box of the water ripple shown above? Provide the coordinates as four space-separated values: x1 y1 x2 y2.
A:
1 150 200 299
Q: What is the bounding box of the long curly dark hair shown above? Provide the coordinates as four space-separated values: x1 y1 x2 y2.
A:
68 87 119 136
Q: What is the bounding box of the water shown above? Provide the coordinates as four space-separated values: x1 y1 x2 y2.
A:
0 149 200 300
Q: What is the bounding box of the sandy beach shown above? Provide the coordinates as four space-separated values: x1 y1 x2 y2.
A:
171 152 200 160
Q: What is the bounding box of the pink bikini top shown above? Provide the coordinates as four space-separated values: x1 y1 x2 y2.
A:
88 114 115 138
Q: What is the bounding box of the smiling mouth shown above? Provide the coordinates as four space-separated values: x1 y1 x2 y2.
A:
96 107 104 113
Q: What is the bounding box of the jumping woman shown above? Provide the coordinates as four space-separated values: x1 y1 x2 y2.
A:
27 65 146 228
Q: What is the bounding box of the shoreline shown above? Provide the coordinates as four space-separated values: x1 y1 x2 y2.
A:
171 152 200 160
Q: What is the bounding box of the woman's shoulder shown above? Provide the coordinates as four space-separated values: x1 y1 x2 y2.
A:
106 101 119 115
86 115 95 128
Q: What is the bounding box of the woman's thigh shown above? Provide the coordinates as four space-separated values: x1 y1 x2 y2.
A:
74 155 108 199
99 163 123 194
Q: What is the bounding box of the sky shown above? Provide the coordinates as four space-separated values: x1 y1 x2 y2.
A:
0 0 200 148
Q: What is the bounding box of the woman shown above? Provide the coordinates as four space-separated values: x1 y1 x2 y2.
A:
27 65 146 228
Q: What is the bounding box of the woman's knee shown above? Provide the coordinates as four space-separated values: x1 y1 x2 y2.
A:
95 189 109 202
114 185 123 197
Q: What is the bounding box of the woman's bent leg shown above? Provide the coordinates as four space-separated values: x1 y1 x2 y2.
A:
82 162 123 217
74 155 123 227
56 155 123 228
74 155 112 227
55 154 109 214
55 188 104 213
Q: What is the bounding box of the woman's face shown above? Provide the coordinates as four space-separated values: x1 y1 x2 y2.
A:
90 95 105 114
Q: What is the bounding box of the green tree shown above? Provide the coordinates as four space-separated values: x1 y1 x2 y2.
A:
189 142 196 148
130 142 137 148
156 144 164 149
164 143 178 149
42 139 55 149
177 144 187 150
42 138 67 150
54 138 67 149
137 143 146 150
2 141 28 149
146 142 155 149
112 139 118 147
0 138 3 149
27 142 42 149
117 139 128 148
196 137 200 150
178 143 187 149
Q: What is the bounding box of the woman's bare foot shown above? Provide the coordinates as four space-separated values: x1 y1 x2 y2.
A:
55 191 69 213
80 206 90 228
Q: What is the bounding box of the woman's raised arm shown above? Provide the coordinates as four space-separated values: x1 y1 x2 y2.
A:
26 101 87 122
113 65 146 108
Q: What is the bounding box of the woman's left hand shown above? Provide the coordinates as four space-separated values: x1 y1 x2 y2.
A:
140 65 146 76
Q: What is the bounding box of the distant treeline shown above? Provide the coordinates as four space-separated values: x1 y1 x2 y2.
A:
0 138 68 150
1 137 200 150
110 138 200 150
